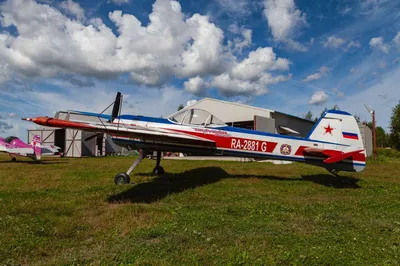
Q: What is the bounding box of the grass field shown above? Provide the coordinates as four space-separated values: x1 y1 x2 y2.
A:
0 154 399 265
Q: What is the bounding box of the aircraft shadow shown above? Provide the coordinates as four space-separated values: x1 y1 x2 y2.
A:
0 160 67 165
107 167 360 204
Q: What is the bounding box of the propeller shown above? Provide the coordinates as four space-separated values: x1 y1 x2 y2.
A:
110 92 122 122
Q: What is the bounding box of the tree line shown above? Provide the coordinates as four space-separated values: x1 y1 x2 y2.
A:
304 103 400 150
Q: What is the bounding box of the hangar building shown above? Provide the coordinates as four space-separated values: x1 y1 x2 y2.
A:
28 97 373 157
28 111 123 157
168 98 316 137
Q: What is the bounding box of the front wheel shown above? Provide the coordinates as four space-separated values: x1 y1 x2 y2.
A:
11 157 16 162
114 173 130 185
152 166 165 176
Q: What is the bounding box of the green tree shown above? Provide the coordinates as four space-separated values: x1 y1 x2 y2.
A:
332 104 340 110
366 122 388 148
320 107 328 118
304 111 313 121
376 126 388 147
177 104 184 111
390 103 400 150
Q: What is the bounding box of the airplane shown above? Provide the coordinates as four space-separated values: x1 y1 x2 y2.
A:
0 135 62 161
23 92 366 184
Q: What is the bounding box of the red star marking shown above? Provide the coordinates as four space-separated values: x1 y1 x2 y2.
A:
324 124 334 135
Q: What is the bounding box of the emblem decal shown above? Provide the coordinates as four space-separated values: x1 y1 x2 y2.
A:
280 144 292 155
324 124 334 135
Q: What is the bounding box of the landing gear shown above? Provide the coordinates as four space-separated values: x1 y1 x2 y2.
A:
114 150 165 185
153 166 165 175
327 168 340 177
114 173 130 185
11 157 16 162
152 151 164 176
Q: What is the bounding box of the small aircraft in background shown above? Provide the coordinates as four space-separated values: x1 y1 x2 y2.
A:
23 92 366 184
0 135 62 161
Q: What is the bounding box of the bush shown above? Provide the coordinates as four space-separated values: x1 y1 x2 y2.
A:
376 148 400 158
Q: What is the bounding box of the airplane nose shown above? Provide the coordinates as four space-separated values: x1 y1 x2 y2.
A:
32 117 50 125
22 117 50 126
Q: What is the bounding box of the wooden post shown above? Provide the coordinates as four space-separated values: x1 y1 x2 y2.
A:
372 110 377 160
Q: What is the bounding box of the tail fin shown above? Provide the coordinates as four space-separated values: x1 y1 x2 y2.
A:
31 135 42 160
307 110 364 149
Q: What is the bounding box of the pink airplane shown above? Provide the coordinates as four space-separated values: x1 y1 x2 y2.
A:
0 135 61 161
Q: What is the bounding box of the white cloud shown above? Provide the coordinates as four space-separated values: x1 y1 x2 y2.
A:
216 0 251 17
228 28 252 53
263 0 308 52
0 0 292 98
350 67 359 74
211 72 291 97
323 36 360 52
302 66 330 82
369 36 390 53
332 87 344 98
340 6 352 16
209 47 291 96
184 76 208 96
393 32 400 50
346 40 361 50
231 47 290 80
59 0 84 20
308 91 328 105
323 36 346 48
109 0 130 5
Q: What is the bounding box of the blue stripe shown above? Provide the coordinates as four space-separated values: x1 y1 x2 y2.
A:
71 111 112 120
342 132 358 137
327 110 352 116
118 115 174 124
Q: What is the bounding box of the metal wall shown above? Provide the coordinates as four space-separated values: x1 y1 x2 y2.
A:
359 123 373 157
28 129 55 146
65 129 82 157
254 115 276 133
271 112 315 137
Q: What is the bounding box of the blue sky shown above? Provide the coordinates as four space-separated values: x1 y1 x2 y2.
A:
0 0 399 139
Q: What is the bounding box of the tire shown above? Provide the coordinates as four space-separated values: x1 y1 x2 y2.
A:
114 172 130 185
11 157 16 162
152 166 165 176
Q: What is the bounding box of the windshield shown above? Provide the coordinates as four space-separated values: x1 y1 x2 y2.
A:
4 136 18 144
169 109 226 127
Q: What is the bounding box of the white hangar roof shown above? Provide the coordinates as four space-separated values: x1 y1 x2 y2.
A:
168 98 274 123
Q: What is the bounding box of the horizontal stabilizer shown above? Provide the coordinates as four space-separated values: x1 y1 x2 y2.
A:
323 149 365 164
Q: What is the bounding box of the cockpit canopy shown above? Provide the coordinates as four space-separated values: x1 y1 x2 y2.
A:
4 136 18 144
169 109 226 127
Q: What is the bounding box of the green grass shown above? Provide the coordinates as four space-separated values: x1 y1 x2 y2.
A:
0 154 399 265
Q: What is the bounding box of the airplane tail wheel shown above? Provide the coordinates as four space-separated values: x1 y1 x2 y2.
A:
114 173 130 185
152 166 164 176
11 157 16 162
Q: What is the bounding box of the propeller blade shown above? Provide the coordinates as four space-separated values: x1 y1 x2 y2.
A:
111 92 122 122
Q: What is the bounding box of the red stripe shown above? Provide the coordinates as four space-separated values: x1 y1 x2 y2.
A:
295 146 365 162
343 135 359 140
170 129 278 153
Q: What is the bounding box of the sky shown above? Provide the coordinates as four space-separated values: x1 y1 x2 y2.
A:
0 0 399 139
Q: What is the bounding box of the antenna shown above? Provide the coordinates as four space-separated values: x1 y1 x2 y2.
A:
364 104 376 160
364 104 373 114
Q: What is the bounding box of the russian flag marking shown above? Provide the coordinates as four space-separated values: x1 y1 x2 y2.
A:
342 132 359 140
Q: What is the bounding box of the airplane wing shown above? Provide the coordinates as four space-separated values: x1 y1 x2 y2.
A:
0 145 34 155
41 145 61 155
303 147 365 164
24 117 216 148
